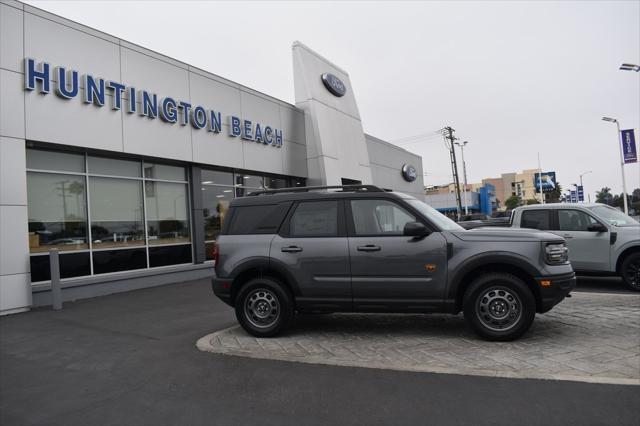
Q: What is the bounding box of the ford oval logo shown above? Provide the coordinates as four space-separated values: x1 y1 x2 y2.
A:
402 164 417 182
321 73 347 97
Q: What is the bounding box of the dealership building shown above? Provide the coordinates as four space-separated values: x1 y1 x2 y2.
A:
0 0 424 315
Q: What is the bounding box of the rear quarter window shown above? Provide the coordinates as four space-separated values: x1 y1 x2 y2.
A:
521 210 551 230
226 203 291 235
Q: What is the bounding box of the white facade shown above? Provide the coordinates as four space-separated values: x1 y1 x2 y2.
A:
0 0 424 314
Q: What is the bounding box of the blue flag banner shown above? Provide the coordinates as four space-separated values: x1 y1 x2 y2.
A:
577 186 584 202
621 129 637 164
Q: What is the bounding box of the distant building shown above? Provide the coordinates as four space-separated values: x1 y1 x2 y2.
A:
427 168 554 212
424 183 497 216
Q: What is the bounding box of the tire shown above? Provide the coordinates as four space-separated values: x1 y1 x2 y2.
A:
235 277 294 337
463 272 536 341
620 252 640 292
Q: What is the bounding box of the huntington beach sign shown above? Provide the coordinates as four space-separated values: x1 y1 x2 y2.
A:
23 58 283 147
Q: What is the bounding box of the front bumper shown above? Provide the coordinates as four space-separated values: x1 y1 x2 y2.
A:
537 271 576 313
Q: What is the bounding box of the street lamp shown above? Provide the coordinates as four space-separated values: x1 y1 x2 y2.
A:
619 63 640 72
454 141 469 215
602 117 629 215
579 171 592 202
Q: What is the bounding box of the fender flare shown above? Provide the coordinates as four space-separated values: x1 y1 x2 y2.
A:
228 257 301 297
447 251 541 301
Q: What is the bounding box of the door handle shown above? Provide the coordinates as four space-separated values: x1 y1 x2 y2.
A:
281 246 303 253
562 234 573 239
357 245 381 252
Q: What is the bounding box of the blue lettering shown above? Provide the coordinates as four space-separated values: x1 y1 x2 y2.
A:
208 110 222 133
24 58 50 93
83 75 105 106
178 101 191 126
141 91 158 118
160 97 177 123
127 87 137 114
254 123 263 143
106 81 126 110
274 129 283 147
242 120 253 140
191 106 207 129
54 67 78 99
264 126 273 145
229 116 241 137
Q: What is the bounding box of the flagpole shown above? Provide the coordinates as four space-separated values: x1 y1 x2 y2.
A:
537 152 544 204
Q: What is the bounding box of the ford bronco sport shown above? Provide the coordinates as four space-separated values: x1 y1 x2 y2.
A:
212 185 575 341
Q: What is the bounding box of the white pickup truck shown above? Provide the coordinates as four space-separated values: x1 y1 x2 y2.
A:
510 203 640 291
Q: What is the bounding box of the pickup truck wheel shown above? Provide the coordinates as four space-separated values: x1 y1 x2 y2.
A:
463 272 536 341
621 253 640 292
235 277 294 338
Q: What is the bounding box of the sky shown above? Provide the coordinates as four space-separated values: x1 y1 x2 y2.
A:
25 0 640 199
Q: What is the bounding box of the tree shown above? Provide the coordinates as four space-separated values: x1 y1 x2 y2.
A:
525 199 540 205
545 182 562 203
596 187 613 205
505 195 521 210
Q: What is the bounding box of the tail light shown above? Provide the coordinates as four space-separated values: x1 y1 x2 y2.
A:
212 242 219 266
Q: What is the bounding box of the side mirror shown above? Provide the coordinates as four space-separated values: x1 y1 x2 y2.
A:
404 222 430 237
587 223 607 233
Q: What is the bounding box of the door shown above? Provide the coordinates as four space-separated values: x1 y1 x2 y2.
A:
556 209 610 271
347 198 448 312
270 200 352 311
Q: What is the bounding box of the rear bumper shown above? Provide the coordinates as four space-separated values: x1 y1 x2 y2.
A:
537 271 576 313
211 276 233 307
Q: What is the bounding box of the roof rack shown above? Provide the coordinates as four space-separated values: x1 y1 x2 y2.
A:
247 184 387 196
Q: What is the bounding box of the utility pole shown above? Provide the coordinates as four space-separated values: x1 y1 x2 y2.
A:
444 126 463 219
455 141 469 215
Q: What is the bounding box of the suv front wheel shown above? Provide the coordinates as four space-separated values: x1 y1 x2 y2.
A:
235 277 294 338
463 272 536 341
620 252 640 292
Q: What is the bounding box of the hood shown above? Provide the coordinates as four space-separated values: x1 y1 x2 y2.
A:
450 227 564 243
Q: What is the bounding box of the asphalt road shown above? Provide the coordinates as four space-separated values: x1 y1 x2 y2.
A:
1 278 638 426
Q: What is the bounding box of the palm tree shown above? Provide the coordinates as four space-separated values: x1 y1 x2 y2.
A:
595 187 613 205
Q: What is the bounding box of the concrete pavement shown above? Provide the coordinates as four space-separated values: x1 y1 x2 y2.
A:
1 278 639 426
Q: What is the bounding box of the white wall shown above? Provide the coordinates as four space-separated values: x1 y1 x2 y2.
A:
365 134 425 199
292 41 372 186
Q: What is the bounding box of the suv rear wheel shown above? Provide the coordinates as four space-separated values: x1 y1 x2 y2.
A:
620 252 640 292
463 272 536 341
235 277 294 337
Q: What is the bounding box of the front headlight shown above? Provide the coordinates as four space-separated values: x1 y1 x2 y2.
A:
545 242 569 264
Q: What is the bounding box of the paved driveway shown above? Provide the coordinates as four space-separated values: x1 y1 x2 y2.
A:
198 292 640 384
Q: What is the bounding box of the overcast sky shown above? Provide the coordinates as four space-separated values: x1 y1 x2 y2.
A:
26 0 640 198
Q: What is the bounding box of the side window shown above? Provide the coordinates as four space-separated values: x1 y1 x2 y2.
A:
558 210 598 232
521 210 550 230
227 204 289 235
290 201 338 237
351 199 416 236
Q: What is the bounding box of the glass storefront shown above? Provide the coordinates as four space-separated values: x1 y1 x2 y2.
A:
26 146 305 280
202 169 304 260
27 148 192 282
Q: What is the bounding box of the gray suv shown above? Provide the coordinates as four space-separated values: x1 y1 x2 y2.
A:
212 185 575 341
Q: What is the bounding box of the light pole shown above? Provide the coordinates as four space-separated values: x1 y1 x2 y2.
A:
454 141 469 215
579 171 592 202
619 63 640 72
602 117 629 215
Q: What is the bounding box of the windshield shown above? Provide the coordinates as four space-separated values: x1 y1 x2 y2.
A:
407 199 464 231
589 205 639 227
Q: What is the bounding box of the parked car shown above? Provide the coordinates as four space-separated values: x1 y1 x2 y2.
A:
212 185 575 341
458 213 511 230
511 203 640 291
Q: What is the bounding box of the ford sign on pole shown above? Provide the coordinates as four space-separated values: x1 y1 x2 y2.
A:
621 129 637 164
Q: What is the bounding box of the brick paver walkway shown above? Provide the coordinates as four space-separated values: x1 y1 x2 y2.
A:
197 292 640 384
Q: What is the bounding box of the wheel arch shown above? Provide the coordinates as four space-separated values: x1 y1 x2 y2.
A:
229 259 299 306
449 253 542 313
